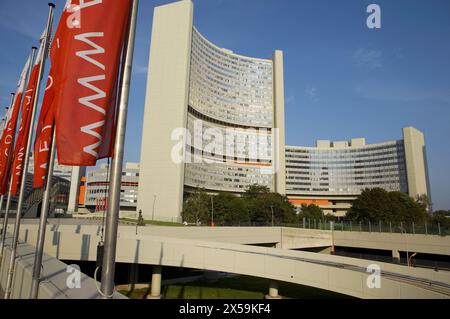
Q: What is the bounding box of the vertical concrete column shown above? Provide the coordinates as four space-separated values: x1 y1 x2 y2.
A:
272 50 286 195
128 263 139 290
265 280 282 299
403 127 430 206
137 0 194 222
392 250 400 263
330 221 335 253
68 166 86 214
148 265 162 299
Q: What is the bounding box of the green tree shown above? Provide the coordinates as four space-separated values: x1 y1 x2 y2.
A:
430 211 450 229
346 188 428 223
212 192 250 226
183 184 298 226
433 210 450 217
298 204 324 220
391 191 428 223
244 185 296 225
181 188 211 225
415 193 432 213
242 184 270 199
346 188 389 222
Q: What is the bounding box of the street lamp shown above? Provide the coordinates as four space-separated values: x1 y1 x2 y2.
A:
211 196 214 227
152 195 156 221
270 206 274 227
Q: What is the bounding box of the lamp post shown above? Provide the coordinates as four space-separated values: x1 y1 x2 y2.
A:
270 206 274 227
152 195 156 221
211 196 214 227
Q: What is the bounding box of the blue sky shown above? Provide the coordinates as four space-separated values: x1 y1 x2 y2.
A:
0 0 449 209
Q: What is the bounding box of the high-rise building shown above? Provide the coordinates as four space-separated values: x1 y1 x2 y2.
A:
138 0 286 221
137 0 431 221
286 127 431 216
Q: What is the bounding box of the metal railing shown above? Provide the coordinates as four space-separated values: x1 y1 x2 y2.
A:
187 219 449 236
298 219 449 236
22 177 70 217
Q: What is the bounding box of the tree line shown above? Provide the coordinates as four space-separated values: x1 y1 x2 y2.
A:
182 185 298 226
182 185 448 228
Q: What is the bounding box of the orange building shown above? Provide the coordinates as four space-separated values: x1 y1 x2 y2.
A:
78 176 87 207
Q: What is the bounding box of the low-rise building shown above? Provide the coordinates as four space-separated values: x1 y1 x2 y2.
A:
84 163 139 211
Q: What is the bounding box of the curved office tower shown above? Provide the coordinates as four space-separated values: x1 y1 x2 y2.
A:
286 127 431 216
138 0 286 221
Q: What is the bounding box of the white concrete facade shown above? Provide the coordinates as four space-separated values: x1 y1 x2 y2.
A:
137 1 429 221
138 0 193 221
138 0 286 221
273 51 286 195
403 127 431 201
67 166 85 213
85 163 139 210
286 127 430 216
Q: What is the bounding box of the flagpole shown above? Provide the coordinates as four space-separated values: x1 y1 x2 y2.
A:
0 94 15 216
29 127 56 299
4 3 55 299
0 182 14 261
100 0 139 299
0 48 37 264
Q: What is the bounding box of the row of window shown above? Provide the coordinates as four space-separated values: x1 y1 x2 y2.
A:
189 28 273 128
286 142 403 155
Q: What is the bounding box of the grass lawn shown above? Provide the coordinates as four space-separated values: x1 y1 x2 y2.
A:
119 275 352 299
120 218 183 227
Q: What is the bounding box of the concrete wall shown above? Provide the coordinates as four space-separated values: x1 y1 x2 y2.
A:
12 221 450 256
334 231 450 256
67 166 86 214
137 0 194 221
273 51 286 195
403 127 430 200
0 235 125 299
8 223 450 299
7 223 282 246
280 228 332 250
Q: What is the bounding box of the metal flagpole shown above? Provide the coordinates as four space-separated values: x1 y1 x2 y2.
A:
4 3 55 299
0 94 15 216
0 48 37 264
29 128 56 299
0 182 15 261
100 0 139 299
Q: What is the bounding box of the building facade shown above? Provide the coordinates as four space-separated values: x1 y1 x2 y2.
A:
138 0 285 221
84 163 139 211
28 155 73 182
286 127 431 216
137 0 431 221
27 155 77 214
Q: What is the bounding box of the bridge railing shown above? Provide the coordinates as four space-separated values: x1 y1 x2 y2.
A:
187 219 449 236
296 219 449 236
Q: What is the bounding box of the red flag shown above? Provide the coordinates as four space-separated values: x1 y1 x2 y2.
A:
10 34 46 196
33 71 55 189
32 1 78 188
0 57 31 195
53 0 132 166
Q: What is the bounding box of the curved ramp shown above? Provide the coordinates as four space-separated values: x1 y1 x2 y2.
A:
6 223 450 299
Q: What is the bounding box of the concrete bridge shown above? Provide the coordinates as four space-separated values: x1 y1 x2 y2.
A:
20 219 449 255
1 221 450 299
